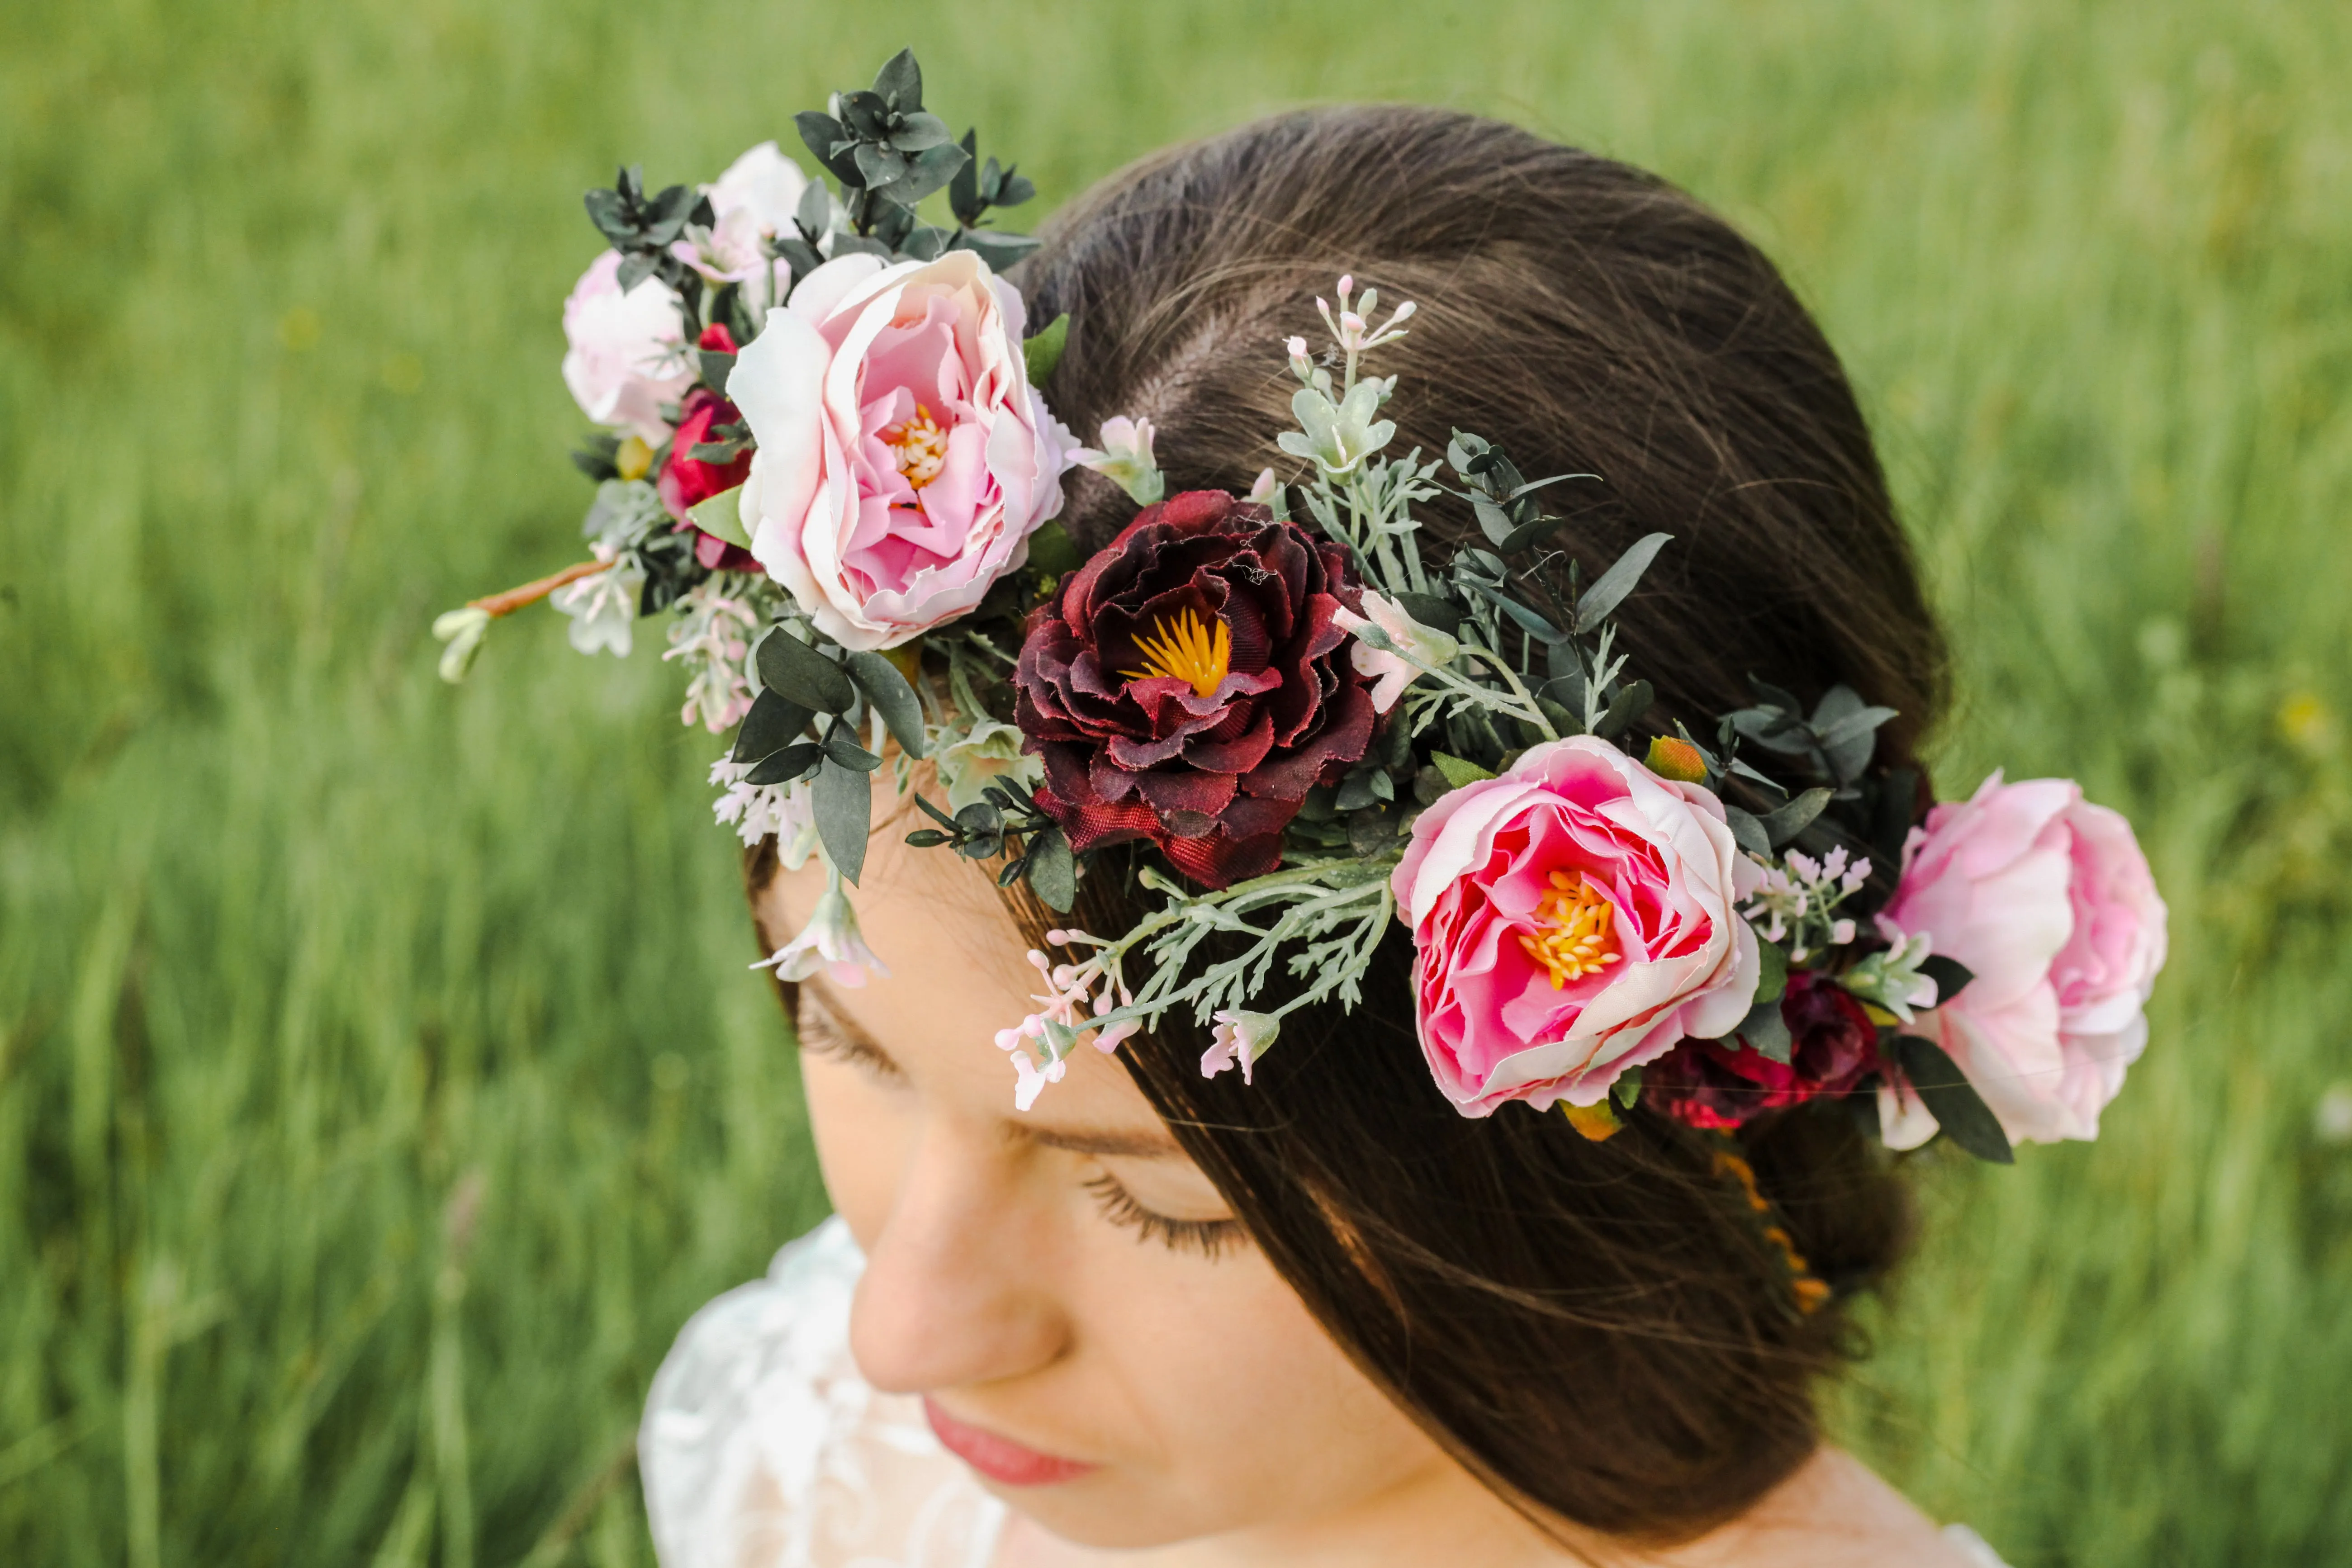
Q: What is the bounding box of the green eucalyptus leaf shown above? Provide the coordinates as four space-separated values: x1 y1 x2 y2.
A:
1592 678 1654 739
756 630 855 713
793 178 832 241
821 724 883 772
1023 313 1070 386
1497 512 1570 553
813 756 873 884
1392 592 1463 634
853 143 908 191
844 650 926 758
1737 996 1793 1064
1472 583 1565 644
583 188 634 244
948 128 981 223
1893 1035 2015 1164
1917 955 1975 1005
1472 495 1514 547
897 224 949 262
897 142 969 205
1024 825 1076 912
795 112 860 185
1725 805 1771 857
686 483 749 548
891 111 952 152
1758 787 1835 847
1026 520 1081 579
1430 752 1496 790
1753 939 1789 1007
873 47 923 112
731 688 816 765
947 228 1041 269
744 741 822 786
1573 532 1673 634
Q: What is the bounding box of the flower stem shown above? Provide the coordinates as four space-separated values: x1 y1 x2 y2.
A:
468 559 613 619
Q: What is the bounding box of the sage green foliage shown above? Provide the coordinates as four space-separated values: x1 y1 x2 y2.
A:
5 1 2351 1563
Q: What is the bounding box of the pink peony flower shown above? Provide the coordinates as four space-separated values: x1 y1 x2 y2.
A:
560 250 693 444
726 250 1077 650
1392 736 1761 1116
1879 771 2167 1144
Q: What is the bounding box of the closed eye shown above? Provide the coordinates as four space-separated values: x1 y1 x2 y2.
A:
1082 1172 1244 1260
795 997 905 1080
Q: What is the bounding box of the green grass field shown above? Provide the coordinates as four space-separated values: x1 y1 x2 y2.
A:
5 0 2351 1562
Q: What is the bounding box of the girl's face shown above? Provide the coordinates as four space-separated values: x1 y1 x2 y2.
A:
757 816 1546 1557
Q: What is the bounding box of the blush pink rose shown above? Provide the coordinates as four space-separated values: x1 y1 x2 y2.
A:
1879 771 2168 1144
1393 736 1762 1116
726 250 1077 650
560 250 693 444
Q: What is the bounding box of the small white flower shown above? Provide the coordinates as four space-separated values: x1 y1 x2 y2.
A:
432 606 491 683
709 757 819 861
935 720 1046 813
1247 467 1279 505
1332 589 1457 712
1878 1075 1941 1151
1276 378 1395 478
1837 928 1940 1023
1314 275 1415 356
1070 415 1166 505
1201 1010 1280 1084
551 559 645 658
753 868 888 988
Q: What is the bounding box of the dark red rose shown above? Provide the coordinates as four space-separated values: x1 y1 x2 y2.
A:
658 325 759 572
1649 969 1883 1130
1014 489 1379 888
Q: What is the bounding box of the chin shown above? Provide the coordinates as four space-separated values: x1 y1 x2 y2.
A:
976 1471 1242 1551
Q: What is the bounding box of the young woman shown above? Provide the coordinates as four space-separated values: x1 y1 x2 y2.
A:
611 106 2170 1565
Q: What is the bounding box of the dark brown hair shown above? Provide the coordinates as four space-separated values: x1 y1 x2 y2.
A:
761 106 1945 1545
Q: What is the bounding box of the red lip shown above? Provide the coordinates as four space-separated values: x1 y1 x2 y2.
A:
922 1397 1099 1487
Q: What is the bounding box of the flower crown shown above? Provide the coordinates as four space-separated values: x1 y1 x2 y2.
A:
438 51 2168 1170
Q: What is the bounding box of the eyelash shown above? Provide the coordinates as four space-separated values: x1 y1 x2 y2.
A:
1083 1172 1244 1260
800 1008 1238 1260
796 1011 902 1079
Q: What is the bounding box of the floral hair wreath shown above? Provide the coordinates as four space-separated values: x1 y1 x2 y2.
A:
439 50 2169 1179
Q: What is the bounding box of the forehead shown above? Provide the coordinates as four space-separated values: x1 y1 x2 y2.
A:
761 814 1172 1136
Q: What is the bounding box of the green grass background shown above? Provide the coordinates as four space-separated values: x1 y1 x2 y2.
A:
5 0 2351 1562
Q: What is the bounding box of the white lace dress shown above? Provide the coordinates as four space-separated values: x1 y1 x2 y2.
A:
640 1219 2010 1568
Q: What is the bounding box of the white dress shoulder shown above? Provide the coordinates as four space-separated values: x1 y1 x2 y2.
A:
640 1218 1006 1568
641 1218 2009 1568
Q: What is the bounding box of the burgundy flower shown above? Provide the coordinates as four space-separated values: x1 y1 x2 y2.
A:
1014 489 1378 888
658 326 760 573
1649 969 1883 1131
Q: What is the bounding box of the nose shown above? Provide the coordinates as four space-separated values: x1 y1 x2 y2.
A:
848 1118 1070 1396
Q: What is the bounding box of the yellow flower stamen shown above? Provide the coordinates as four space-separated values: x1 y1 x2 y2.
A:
1123 608 1233 698
881 403 949 490
1517 870 1622 989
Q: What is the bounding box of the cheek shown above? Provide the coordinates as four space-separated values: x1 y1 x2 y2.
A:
799 1051 910 1251
1075 1242 1438 1523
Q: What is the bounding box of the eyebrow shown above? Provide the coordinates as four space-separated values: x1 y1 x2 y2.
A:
798 980 1185 1160
1029 1126 1186 1159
